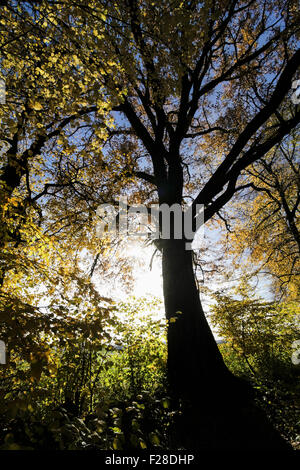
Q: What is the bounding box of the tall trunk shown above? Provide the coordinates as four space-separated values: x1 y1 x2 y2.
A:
161 239 291 450
162 238 230 400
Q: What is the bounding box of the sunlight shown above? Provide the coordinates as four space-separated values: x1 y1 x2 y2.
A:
124 239 163 298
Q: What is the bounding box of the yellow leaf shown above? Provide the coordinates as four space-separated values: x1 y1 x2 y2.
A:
29 100 43 111
139 438 147 449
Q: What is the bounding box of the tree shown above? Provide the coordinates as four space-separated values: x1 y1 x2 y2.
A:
1 0 300 410
0 2 119 373
210 285 299 377
221 129 300 299
209 286 300 444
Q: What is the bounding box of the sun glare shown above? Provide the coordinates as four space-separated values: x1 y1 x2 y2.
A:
125 239 163 298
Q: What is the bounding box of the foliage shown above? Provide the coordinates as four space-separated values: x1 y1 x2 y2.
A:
1 292 299 449
211 288 299 375
0 297 170 450
98 297 167 401
221 130 300 299
210 287 300 444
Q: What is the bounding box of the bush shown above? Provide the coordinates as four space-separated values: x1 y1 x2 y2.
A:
0 296 171 450
211 292 300 445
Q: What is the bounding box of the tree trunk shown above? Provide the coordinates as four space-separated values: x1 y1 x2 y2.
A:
162 238 231 400
162 238 291 450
